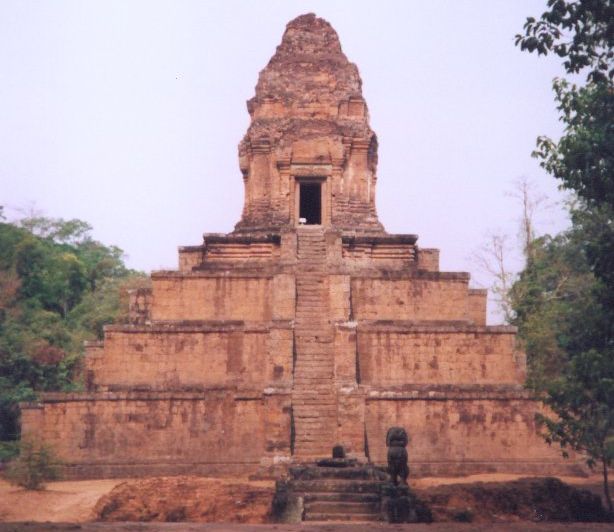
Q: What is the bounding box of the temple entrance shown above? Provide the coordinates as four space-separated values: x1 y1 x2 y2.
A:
299 183 322 225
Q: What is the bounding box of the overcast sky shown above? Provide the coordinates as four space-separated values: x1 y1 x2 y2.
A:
1 1 571 322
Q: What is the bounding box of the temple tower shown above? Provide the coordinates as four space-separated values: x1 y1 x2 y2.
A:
235 14 383 234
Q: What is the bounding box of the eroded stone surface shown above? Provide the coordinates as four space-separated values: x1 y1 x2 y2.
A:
236 13 382 233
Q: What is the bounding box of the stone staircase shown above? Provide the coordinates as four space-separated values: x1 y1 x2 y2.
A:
287 462 387 522
292 227 337 457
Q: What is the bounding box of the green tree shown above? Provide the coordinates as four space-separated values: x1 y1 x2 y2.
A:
516 0 614 511
510 223 613 510
0 215 143 443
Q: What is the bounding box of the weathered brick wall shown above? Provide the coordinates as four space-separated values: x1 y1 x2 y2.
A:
21 391 291 477
351 275 470 321
150 275 274 321
90 326 292 390
416 248 439 272
128 288 152 324
83 341 104 390
341 243 415 270
468 288 487 325
328 275 351 321
178 247 204 272
357 328 524 385
365 392 581 476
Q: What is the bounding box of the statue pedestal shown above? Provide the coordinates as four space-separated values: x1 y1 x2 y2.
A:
381 482 425 523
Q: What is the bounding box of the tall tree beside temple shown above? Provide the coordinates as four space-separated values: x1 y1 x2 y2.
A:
514 0 613 510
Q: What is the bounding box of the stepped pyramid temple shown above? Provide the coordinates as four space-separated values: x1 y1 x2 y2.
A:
22 14 577 478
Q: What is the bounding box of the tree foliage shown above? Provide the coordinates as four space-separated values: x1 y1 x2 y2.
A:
0 214 146 443
516 0 614 82
516 0 614 512
5 438 62 490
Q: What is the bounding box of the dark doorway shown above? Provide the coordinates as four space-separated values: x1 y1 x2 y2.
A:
299 183 321 225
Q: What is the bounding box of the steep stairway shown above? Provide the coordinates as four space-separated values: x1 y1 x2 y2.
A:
292 227 337 457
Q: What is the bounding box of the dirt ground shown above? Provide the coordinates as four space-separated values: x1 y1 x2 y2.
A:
93 477 275 523
0 478 123 523
1 522 614 531
0 473 609 527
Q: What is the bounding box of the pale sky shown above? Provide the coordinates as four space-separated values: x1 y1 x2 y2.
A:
0 1 570 323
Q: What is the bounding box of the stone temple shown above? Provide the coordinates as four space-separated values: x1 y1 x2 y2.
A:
22 14 578 478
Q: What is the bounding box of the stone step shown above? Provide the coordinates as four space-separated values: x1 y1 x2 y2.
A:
292 386 335 391
292 404 336 410
293 404 336 410
292 383 334 389
304 512 381 522
293 366 333 371
290 479 382 494
305 501 380 515
292 395 336 401
293 426 337 433
295 343 332 348
292 391 335 396
293 376 334 381
292 392 336 399
293 433 338 440
301 492 380 503
293 432 338 440
293 367 333 371
293 409 336 414
293 422 337 429
293 415 337 421
293 412 337 417
293 379 334 385
290 466 386 481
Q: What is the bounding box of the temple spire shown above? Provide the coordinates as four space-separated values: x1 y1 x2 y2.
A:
234 13 383 234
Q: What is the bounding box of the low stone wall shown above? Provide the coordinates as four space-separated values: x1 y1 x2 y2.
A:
356 325 524 385
364 386 585 476
21 389 292 479
150 273 295 322
89 324 293 390
21 385 583 478
351 274 471 322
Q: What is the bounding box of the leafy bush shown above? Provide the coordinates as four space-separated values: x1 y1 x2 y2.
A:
5 438 61 489
0 440 19 463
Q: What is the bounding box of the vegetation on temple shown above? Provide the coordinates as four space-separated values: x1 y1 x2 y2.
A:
514 0 613 510
0 209 146 449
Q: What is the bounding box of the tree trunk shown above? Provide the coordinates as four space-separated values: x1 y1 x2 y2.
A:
603 456 612 513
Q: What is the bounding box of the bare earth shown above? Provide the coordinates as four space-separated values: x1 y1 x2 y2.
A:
0 474 610 531
0 478 123 523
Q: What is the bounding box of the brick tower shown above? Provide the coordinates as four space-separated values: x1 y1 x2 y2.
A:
21 14 579 477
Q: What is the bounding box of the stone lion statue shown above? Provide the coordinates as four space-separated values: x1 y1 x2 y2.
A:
386 426 409 485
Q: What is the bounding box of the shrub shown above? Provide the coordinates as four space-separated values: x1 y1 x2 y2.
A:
5 438 61 489
0 440 20 463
